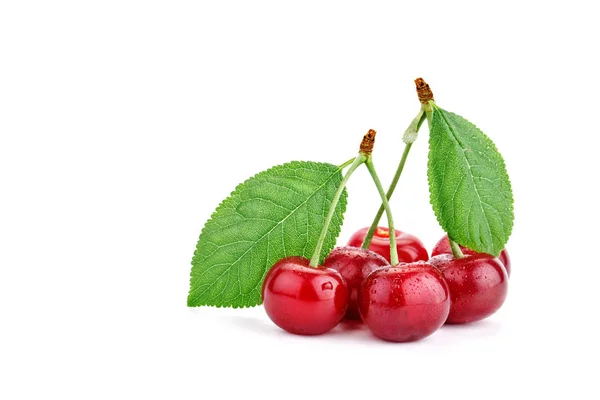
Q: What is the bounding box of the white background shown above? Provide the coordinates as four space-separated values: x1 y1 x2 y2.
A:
1 1 599 399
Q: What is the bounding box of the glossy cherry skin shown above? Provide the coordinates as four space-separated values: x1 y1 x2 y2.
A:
431 235 511 277
429 254 508 324
262 256 349 335
348 227 429 264
323 246 390 320
358 261 450 342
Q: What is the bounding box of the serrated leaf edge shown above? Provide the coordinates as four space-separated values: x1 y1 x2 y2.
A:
427 107 514 256
187 160 348 308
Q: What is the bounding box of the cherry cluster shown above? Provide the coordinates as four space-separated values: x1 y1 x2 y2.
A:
187 78 513 342
262 228 509 342
252 79 512 342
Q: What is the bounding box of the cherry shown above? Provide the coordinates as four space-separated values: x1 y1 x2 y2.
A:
262 256 349 335
428 253 508 324
323 246 390 320
347 226 429 264
358 261 450 342
431 235 511 277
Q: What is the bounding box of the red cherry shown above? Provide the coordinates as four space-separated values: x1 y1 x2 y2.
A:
429 253 508 324
347 226 429 263
262 256 349 335
358 261 450 342
323 246 390 320
431 235 511 277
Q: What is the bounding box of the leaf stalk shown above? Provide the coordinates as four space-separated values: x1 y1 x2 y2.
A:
449 238 465 259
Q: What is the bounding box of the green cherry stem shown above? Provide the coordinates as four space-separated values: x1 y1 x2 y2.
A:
365 158 400 266
309 154 367 267
360 110 426 249
361 78 434 249
309 128 378 267
449 238 465 259
361 143 411 249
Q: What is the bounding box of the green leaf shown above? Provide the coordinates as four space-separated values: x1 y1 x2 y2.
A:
427 104 514 256
188 161 347 308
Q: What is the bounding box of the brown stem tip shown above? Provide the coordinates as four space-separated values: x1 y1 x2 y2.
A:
415 77 434 104
359 129 376 155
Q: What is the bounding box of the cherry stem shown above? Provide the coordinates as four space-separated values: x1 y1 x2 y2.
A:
361 143 412 250
365 158 399 266
360 109 427 250
309 154 367 267
449 238 465 259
